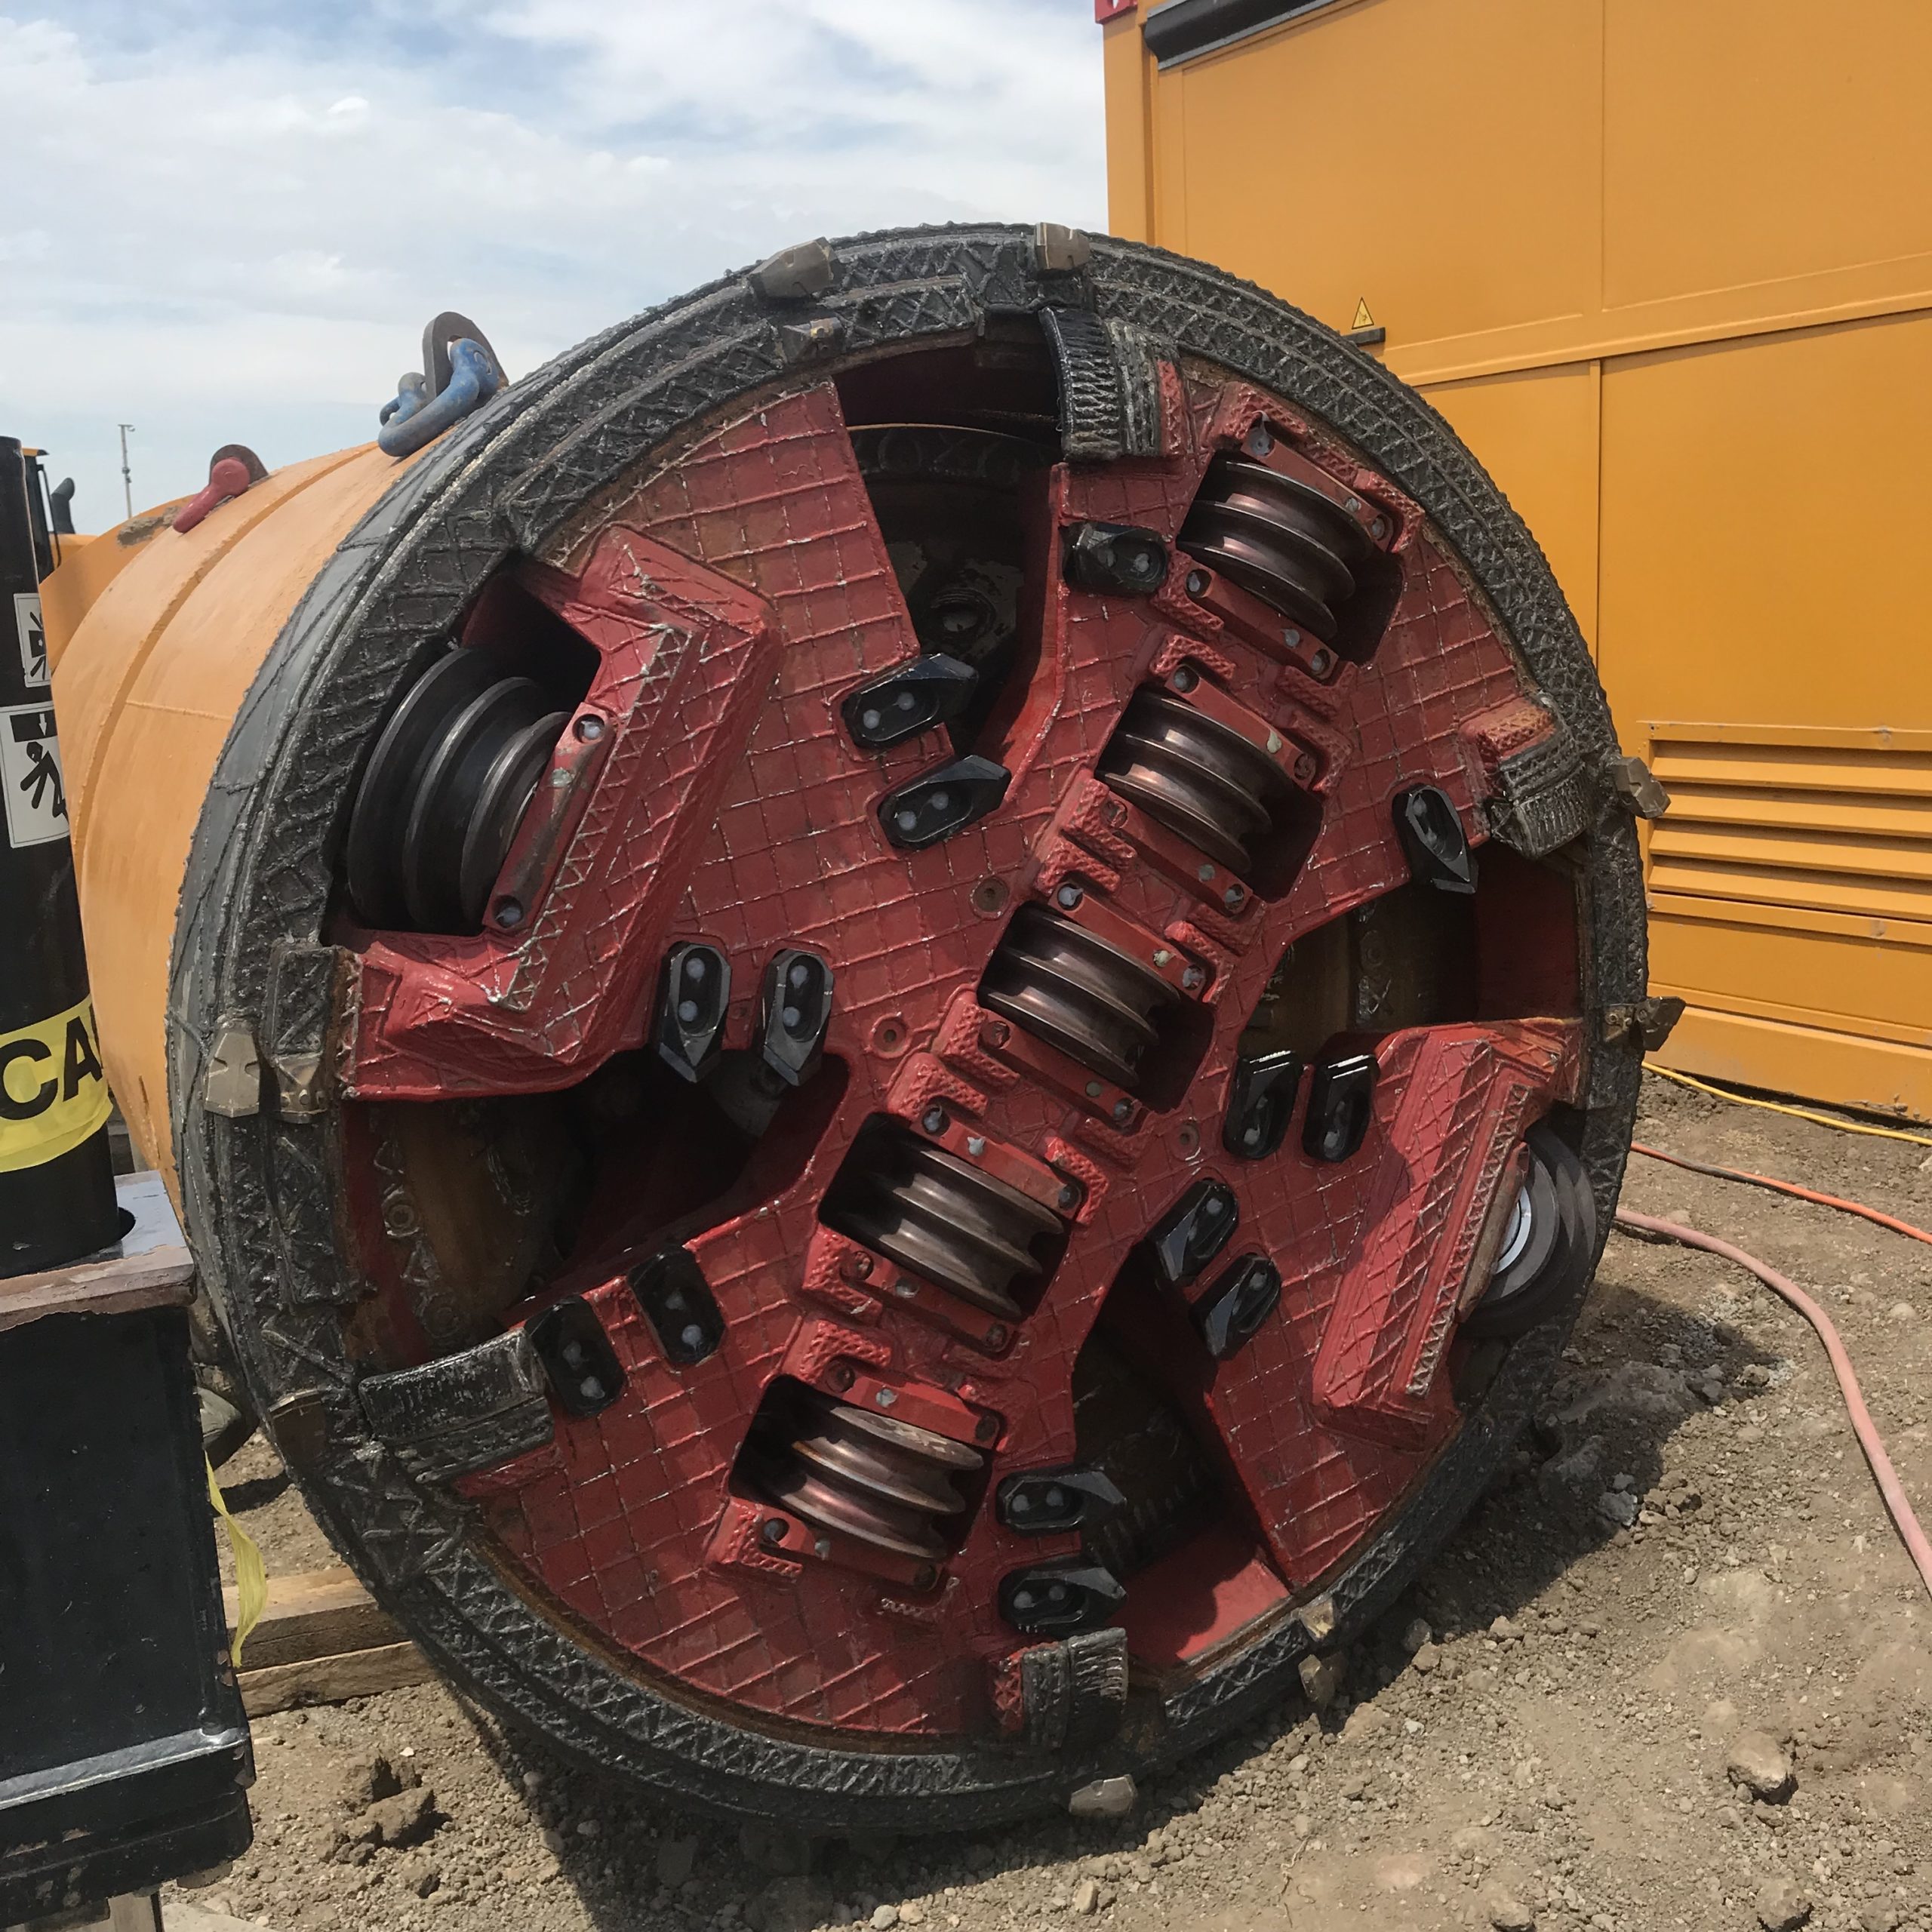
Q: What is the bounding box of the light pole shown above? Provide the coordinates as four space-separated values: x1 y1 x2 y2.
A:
117 422 135 523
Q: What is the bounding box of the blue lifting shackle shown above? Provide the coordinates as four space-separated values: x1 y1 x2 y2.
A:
378 311 506 459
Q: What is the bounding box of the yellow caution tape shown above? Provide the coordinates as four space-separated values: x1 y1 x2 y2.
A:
0 995 112 1173
208 1457 267 1669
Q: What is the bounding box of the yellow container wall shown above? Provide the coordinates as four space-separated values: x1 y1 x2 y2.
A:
1110 0 1932 1117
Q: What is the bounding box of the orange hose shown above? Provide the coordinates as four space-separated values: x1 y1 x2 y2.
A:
1612 1205 1932 1603
1632 1142 1932 1248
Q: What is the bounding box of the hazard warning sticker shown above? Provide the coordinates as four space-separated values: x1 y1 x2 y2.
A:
0 995 111 1172
0 701 68 848
14 592 46 689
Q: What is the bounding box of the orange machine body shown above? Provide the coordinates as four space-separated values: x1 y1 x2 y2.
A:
45 447 407 1187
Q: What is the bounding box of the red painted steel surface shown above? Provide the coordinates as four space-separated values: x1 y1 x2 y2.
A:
343 365 1579 1741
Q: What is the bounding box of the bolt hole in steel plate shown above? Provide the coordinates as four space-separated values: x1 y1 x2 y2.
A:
162 226 1643 1830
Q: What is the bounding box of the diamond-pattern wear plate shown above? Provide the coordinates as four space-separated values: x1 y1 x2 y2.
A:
442 366 1575 1740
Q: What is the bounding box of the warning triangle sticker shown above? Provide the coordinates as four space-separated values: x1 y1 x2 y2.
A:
1351 297 1376 332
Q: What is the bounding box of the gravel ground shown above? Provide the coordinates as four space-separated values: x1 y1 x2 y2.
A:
180 1072 1932 1932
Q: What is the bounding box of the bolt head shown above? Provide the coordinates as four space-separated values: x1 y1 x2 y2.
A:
922 1106 947 1134
1185 570 1209 598
1055 883 1083 909
760 1518 789 1548
1171 666 1198 693
492 897 524 929
1112 1100 1134 1123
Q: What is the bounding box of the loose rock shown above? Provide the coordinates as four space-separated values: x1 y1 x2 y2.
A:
746 1875 834 1932
364 1786 437 1849
1727 1730 1796 1802
1068 1775 1137 1819
339 1751 403 1808
1755 1875 1812 1930
657 1834 699 1888
394 1854 441 1899
1482 1884 1536 1931
1596 1490 1639 1527
1072 1878 1100 1916
1298 1651 1345 1708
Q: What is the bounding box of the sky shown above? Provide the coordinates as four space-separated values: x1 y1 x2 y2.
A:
1 1 1107 528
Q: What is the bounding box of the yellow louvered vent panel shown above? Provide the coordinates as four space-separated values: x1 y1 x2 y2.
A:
1647 729 1932 929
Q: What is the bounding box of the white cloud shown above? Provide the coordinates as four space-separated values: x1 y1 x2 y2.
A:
1 1 1105 525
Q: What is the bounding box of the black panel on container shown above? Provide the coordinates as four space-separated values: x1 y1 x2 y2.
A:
1143 0 1340 67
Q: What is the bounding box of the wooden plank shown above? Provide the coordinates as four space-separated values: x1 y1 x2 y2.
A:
224 1566 407 1672
222 1566 435 1715
0 1244 194 1334
239 1641 437 1716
